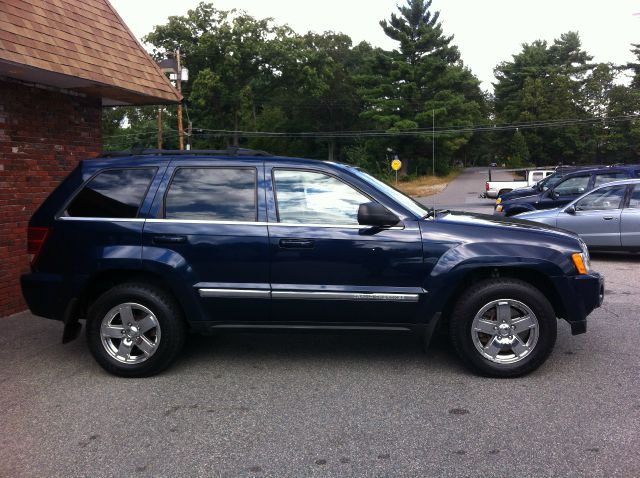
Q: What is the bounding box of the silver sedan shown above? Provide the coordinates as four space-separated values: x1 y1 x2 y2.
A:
515 179 640 249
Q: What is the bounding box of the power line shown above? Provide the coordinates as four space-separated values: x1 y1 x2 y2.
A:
183 114 639 139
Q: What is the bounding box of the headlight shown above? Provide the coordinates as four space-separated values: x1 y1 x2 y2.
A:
495 205 504 212
496 198 502 204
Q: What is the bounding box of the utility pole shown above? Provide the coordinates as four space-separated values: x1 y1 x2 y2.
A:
176 49 184 151
187 121 192 151
157 106 163 150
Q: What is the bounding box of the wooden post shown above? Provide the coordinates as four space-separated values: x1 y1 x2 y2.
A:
157 106 163 150
176 49 184 151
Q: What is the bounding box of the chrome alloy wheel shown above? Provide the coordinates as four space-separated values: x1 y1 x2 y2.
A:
100 303 161 364
471 299 539 364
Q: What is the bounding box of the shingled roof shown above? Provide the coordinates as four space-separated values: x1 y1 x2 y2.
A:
0 0 181 105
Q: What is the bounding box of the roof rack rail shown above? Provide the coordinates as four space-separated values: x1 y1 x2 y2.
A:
99 147 273 158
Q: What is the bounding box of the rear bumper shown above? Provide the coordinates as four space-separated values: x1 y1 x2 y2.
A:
554 272 604 335
21 273 72 321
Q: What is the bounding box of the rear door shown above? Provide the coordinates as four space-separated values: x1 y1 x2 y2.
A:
557 184 627 248
621 184 640 248
142 158 270 323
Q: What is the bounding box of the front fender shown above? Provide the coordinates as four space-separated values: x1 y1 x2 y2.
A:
425 241 574 317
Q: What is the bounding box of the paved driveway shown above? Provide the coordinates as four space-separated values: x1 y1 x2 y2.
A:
1 169 639 477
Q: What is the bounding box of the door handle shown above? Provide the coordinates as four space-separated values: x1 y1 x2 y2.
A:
279 238 315 249
152 234 187 245
603 216 615 221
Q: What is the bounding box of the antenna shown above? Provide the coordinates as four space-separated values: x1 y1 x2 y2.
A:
432 109 436 214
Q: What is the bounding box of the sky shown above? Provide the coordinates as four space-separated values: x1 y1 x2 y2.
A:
110 0 640 92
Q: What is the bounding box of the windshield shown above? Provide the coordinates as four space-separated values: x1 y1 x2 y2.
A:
350 168 430 218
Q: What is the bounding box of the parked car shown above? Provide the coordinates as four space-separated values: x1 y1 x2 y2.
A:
515 179 640 250
496 166 600 204
22 149 603 378
495 166 640 217
485 169 555 199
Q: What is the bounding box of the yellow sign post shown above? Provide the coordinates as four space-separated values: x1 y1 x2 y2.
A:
391 158 402 184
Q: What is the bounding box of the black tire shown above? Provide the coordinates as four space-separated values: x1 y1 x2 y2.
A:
449 278 557 378
86 282 186 377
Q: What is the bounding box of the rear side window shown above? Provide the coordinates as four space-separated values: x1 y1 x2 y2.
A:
594 172 628 187
165 168 257 221
531 172 543 182
66 168 155 218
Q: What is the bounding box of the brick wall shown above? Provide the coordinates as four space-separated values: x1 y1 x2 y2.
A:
0 79 102 317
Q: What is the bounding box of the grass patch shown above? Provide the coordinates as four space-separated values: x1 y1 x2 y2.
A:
394 171 461 197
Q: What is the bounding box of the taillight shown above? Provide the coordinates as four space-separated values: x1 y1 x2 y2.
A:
27 227 49 266
486 182 490 191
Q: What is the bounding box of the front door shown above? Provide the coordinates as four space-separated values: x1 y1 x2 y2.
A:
557 184 627 248
540 173 592 210
266 166 425 325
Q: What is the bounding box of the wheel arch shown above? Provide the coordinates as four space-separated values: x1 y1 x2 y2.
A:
438 266 567 326
77 269 196 327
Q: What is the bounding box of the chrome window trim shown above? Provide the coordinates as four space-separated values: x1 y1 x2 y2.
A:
57 217 405 230
146 218 268 226
57 217 146 223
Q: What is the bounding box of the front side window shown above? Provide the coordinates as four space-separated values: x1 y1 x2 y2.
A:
553 175 590 196
165 168 257 221
594 172 628 187
575 185 627 211
273 170 369 225
66 168 155 218
531 172 543 182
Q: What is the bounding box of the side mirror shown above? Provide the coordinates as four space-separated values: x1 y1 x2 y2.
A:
551 190 560 199
358 202 400 227
565 205 576 215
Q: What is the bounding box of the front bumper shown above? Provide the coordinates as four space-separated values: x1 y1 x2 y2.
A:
553 272 604 335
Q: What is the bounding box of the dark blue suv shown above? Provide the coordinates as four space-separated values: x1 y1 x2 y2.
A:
22 150 604 377
496 166 640 216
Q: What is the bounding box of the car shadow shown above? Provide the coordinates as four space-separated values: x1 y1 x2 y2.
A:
172 327 459 372
590 251 640 262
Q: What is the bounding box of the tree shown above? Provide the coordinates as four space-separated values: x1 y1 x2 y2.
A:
493 32 595 165
359 0 484 174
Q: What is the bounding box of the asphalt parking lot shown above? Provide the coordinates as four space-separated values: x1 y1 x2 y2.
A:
1 168 639 477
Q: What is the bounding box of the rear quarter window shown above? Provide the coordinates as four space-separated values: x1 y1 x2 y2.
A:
66 168 156 218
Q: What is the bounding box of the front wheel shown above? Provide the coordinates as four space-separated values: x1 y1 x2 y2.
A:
449 279 557 377
86 282 186 377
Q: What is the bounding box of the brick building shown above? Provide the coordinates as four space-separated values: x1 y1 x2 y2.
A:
0 0 180 316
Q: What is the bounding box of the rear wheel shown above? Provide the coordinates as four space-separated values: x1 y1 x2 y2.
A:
86 282 186 377
449 279 557 377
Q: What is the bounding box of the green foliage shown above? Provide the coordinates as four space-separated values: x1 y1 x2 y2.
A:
102 1 639 171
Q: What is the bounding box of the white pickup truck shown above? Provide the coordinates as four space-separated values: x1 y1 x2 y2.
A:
484 169 555 199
